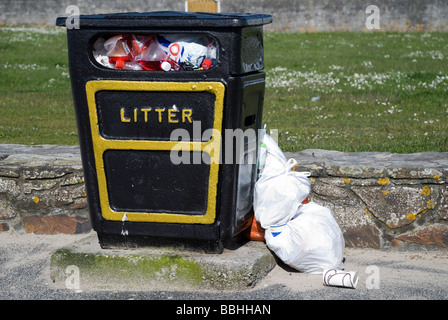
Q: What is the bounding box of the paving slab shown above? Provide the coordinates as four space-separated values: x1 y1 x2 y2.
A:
50 234 277 291
2 232 448 300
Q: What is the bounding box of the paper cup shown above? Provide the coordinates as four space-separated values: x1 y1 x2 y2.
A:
323 269 358 289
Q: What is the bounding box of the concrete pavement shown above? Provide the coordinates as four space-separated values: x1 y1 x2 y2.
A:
1 231 448 300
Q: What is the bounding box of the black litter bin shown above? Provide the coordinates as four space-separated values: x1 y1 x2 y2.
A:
56 11 272 252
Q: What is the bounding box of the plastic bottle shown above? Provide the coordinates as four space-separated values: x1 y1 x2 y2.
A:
121 62 143 71
206 41 217 60
160 61 172 71
137 36 180 71
202 41 217 69
138 37 166 70
104 35 132 68
130 35 151 56
201 59 213 70
93 37 113 68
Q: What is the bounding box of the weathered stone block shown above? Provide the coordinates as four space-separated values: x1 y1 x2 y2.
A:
0 222 9 232
439 186 448 220
1 144 448 249
0 145 89 234
313 195 381 248
0 166 20 178
286 149 448 249
0 199 16 220
0 178 20 196
21 215 91 234
22 180 58 194
50 235 276 291
343 225 381 249
352 185 437 229
391 224 448 248
312 180 349 198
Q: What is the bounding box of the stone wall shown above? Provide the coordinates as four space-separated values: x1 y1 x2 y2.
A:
0 145 90 234
0 0 447 32
1 144 447 249
286 150 448 249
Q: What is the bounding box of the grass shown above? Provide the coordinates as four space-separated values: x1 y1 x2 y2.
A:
0 27 447 153
263 32 448 152
0 26 77 145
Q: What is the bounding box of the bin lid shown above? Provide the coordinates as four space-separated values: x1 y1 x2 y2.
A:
56 11 272 28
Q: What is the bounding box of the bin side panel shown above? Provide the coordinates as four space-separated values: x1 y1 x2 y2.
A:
241 26 265 74
229 26 265 75
218 73 265 240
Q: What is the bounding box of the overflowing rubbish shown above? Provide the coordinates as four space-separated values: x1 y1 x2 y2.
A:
263 201 345 274
254 158 311 229
253 127 346 275
323 269 359 289
244 215 265 242
93 33 218 71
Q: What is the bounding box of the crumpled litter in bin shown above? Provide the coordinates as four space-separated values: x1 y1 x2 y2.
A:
93 33 217 71
253 126 345 275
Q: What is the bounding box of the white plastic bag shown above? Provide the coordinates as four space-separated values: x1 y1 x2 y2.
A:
253 130 311 229
254 159 311 229
265 202 345 274
256 128 287 179
157 34 208 68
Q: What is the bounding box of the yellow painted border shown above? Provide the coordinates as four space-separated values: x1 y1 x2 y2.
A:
85 80 224 224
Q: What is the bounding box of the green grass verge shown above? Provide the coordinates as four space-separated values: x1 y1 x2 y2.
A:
1 27 447 152
263 32 448 152
0 27 77 145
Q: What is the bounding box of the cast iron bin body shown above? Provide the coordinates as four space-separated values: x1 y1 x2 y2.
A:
56 11 272 250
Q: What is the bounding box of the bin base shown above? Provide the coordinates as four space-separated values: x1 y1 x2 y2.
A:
97 233 229 254
50 233 277 292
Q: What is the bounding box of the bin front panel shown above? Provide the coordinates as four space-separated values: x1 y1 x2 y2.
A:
96 90 216 141
104 150 210 213
85 80 224 224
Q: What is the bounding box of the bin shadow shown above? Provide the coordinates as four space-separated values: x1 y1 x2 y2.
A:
98 233 254 254
265 248 301 273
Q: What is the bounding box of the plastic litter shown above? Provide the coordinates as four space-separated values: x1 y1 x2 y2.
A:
254 158 311 229
253 129 311 229
137 36 177 71
252 126 345 274
323 269 358 289
93 33 218 71
265 201 345 274
244 215 265 242
158 34 209 69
